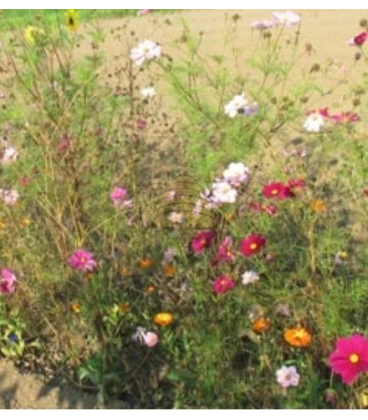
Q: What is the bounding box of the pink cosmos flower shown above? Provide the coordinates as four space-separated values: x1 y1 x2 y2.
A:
288 179 306 190
142 331 159 347
163 248 175 263
0 188 19 206
0 268 17 294
263 182 293 200
276 365 300 388
191 230 215 254
348 31 368 46
330 112 359 124
1 146 18 164
251 20 274 30
328 333 368 385
110 187 128 207
212 274 236 294
249 202 277 216
215 236 235 264
68 249 97 272
272 11 301 27
239 233 266 257
130 40 161 66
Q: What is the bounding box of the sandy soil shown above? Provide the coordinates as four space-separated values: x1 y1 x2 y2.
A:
1 9 367 409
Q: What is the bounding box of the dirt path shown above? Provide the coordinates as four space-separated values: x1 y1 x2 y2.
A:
1 9 367 409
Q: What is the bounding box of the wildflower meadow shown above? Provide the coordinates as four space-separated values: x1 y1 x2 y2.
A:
0 8 367 409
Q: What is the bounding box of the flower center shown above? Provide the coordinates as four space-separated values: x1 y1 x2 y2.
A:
250 243 258 250
80 257 86 264
271 189 279 195
349 353 359 364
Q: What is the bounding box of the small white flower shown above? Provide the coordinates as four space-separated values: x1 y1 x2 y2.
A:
303 112 325 133
130 40 161 66
0 188 19 206
224 93 248 118
132 327 146 343
276 365 300 388
272 11 301 27
223 162 250 185
211 181 237 204
1 147 18 164
241 271 260 285
141 86 156 98
168 212 184 224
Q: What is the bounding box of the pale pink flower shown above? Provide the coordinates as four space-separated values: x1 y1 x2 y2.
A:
212 181 237 204
0 268 17 294
110 187 128 207
68 249 97 272
130 40 161 66
142 331 159 347
1 147 18 164
251 20 274 30
223 162 250 186
241 271 260 285
168 212 184 224
272 11 301 27
224 93 247 118
0 188 19 206
276 365 300 388
163 248 175 263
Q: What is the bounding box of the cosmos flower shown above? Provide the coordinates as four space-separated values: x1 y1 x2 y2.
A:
328 333 368 385
224 93 248 118
348 31 368 46
241 271 260 285
276 366 300 388
167 212 184 224
191 230 215 254
132 327 159 348
310 199 327 213
335 251 348 265
272 11 301 27
304 112 325 132
67 249 97 272
0 189 19 206
330 112 359 124
239 233 266 257
130 40 162 66
222 162 250 186
110 187 128 207
212 181 238 204
0 268 17 294
163 248 175 263
215 236 235 263
141 86 156 98
263 182 293 199
212 274 236 294
251 20 274 30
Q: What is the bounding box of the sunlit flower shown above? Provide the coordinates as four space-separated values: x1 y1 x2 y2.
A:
1 147 18 164
110 187 128 207
130 40 162 66
154 312 173 326
272 11 301 27
348 31 368 46
65 9 78 31
191 230 215 254
0 268 17 294
284 327 312 348
276 365 300 388
241 271 260 285
222 162 250 186
70 302 81 313
67 249 97 272
239 233 266 257
212 181 238 204
252 317 271 333
251 20 274 30
310 199 327 213
224 93 248 118
141 86 156 98
329 333 368 385
263 182 293 200
212 274 236 294
304 112 325 132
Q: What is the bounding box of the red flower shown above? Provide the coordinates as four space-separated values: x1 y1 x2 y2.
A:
191 230 215 254
239 233 266 257
212 274 236 294
349 31 368 46
215 236 234 264
263 182 293 199
249 202 277 216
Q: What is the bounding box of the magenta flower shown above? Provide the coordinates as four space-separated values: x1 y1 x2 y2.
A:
0 268 17 294
216 236 235 263
191 230 215 254
110 187 128 207
328 333 368 384
68 249 97 272
330 112 359 124
212 274 236 294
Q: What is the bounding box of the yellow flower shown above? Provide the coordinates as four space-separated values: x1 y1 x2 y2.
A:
310 199 327 213
163 264 176 278
21 217 31 226
65 9 78 32
154 312 173 326
70 302 81 313
24 26 44 45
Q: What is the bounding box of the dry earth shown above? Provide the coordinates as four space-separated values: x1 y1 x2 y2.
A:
0 9 367 409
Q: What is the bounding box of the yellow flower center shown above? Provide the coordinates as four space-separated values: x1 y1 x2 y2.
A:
271 189 279 195
350 353 359 364
250 243 258 250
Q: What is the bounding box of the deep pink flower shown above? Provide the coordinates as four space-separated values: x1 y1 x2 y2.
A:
328 333 368 385
216 236 235 263
191 230 215 254
288 179 306 190
263 182 293 199
137 119 147 130
0 268 16 294
212 274 235 294
307 107 329 117
110 187 128 207
239 234 266 257
348 31 368 46
330 112 360 124
68 249 97 272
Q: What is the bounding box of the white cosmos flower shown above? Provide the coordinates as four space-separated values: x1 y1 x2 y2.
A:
141 86 156 98
130 40 161 66
0 188 19 206
272 11 301 27
241 271 260 285
168 212 184 224
1 147 18 164
224 93 248 118
223 162 250 185
303 112 325 133
211 181 237 204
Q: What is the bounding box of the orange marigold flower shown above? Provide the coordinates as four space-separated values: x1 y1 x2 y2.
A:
310 199 327 213
284 327 312 348
139 258 154 269
70 302 81 313
163 264 176 278
252 317 271 334
154 312 173 326
145 285 156 294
